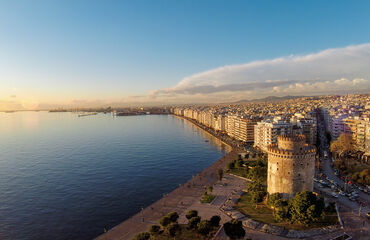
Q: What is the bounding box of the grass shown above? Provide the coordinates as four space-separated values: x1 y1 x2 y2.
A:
151 224 218 240
235 193 338 230
229 167 249 178
228 159 258 178
201 193 216 203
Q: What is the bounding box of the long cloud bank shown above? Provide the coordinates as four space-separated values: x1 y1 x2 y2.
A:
151 43 370 100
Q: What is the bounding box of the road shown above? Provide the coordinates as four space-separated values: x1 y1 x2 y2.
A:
316 110 369 239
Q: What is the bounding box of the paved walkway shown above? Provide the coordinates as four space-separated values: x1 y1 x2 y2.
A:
177 174 246 225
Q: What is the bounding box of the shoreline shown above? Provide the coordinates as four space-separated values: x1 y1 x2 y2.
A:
173 114 234 150
96 115 240 240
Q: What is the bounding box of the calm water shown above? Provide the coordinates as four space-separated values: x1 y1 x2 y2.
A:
0 112 228 240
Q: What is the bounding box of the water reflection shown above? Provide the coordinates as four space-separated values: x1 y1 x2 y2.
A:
0 113 227 240
173 116 231 153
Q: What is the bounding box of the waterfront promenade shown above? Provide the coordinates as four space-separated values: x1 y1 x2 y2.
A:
96 116 240 240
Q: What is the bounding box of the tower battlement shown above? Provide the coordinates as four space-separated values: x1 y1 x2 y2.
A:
267 134 315 198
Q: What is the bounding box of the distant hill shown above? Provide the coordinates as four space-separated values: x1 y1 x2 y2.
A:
234 95 308 103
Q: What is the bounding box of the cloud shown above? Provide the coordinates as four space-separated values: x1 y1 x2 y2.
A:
152 43 370 100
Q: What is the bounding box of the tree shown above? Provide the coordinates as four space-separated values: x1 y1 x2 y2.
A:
250 191 265 204
159 216 171 227
247 180 265 193
224 219 245 239
217 168 224 180
148 225 160 234
275 206 288 222
186 210 198 220
227 162 235 170
267 193 282 208
247 180 267 205
235 159 244 168
359 169 370 180
133 232 150 240
197 220 212 235
208 186 213 193
188 216 201 229
330 133 354 156
210 215 221 227
248 165 267 181
166 222 180 236
289 191 325 225
167 211 179 223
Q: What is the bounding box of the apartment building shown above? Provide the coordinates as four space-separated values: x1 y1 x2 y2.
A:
254 117 293 152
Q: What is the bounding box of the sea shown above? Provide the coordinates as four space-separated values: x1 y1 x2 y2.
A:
0 112 229 240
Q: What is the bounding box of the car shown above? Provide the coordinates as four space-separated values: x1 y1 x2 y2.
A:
359 186 364 191
318 183 324 188
366 212 370 219
331 192 339 198
349 196 356 201
339 191 345 196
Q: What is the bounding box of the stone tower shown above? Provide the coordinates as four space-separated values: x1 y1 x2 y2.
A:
267 134 316 198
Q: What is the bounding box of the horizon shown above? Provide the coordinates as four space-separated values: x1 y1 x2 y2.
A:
1 93 368 111
1 0 370 110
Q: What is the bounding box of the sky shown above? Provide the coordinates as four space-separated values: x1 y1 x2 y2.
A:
0 0 370 110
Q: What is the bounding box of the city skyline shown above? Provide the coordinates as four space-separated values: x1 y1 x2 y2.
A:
1 1 370 110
